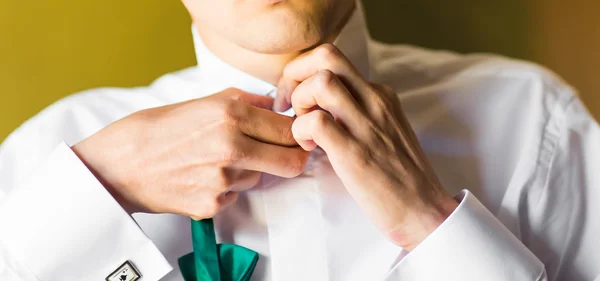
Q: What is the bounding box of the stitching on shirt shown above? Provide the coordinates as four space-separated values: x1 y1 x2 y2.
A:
531 92 578 280
534 92 576 211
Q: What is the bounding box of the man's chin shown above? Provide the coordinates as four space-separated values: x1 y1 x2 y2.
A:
238 22 324 55
238 34 321 55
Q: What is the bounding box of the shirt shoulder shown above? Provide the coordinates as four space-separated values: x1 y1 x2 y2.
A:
3 66 199 147
0 66 198 189
4 87 146 149
369 40 579 136
369 40 574 98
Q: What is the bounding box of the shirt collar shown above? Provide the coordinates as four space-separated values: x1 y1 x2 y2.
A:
191 2 370 98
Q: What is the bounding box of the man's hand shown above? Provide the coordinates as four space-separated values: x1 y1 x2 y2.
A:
72 88 309 220
276 44 459 251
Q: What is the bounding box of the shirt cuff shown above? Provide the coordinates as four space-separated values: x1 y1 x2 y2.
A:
384 190 545 281
0 142 172 280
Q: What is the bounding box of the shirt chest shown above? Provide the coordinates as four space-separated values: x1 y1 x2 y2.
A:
132 149 401 281
214 149 402 281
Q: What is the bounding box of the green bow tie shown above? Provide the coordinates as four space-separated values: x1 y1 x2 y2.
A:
178 219 259 281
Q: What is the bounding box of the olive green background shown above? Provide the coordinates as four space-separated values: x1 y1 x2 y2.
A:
1 0 598 141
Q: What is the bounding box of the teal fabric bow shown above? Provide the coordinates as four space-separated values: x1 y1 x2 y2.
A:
178 219 259 281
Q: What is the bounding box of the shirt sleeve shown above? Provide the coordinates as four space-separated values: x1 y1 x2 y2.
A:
383 190 546 281
0 142 172 280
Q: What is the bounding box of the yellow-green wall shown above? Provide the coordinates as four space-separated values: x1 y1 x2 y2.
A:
1 1 599 141
0 0 195 141
363 0 600 120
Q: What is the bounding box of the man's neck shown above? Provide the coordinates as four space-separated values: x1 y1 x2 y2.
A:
194 6 356 85
195 25 298 85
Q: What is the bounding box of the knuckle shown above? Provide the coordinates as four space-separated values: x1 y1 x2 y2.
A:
221 87 243 99
189 215 204 221
314 69 336 91
381 84 394 93
371 83 395 98
220 139 245 164
220 132 246 165
228 94 243 102
312 110 332 130
188 196 221 219
221 98 239 115
280 150 309 179
282 63 295 78
366 83 396 114
216 102 242 128
316 43 340 60
369 83 384 91
215 169 234 190
287 166 304 178
203 198 221 217
316 44 341 68
371 92 389 110
291 152 310 177
282 124 295 145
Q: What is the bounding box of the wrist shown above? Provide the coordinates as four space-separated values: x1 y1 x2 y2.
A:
71 139 136 215
388 194 458 251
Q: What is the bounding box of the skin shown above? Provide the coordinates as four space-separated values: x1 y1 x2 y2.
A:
74 90 310 219
181 0 356 84
72 0 458 251
278 44 458 250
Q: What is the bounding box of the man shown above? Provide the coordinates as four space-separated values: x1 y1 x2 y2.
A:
0 0 598 280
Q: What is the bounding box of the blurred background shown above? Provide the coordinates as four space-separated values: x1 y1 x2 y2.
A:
0 0 598 141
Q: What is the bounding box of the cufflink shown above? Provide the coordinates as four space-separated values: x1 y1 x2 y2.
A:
106 261 141 281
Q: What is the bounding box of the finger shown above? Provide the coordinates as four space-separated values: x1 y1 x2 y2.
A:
231 136 310 178
291 110 352 155
189 190 240 220
217 191 239 209
273 78 298 112
238 104 298 147
278 44 371 107
220 87 275 110
225 169 262 192
291 70 368 137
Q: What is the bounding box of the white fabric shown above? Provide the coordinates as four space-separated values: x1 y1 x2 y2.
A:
1 5 600 281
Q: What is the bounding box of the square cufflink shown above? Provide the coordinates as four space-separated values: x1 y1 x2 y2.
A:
106 261 141 281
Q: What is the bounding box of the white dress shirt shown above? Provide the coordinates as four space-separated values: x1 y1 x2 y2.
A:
1 5 599 281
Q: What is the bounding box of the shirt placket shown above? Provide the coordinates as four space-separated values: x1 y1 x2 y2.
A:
259 150 330 281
